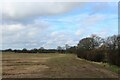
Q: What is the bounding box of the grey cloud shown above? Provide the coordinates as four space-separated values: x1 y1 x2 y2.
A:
2 2 84 20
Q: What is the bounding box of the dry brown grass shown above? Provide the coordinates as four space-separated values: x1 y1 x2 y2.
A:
2 52 119 78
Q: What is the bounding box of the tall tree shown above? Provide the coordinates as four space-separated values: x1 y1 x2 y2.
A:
91 34 105 48
77 37 95 50
106 35 118 50
65 44 70 50
22 48 27 53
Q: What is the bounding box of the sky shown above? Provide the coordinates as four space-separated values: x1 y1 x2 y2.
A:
0 1 118 50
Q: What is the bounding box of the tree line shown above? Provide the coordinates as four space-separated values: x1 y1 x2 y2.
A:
2 34 120 67
2 48 62 53
2 45 76 53
76 34 120 67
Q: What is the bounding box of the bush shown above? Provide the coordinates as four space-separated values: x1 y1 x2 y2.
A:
77 48 87 59
77 34 120 67
107 50 120 67
77 49 105 62
87 50 105 62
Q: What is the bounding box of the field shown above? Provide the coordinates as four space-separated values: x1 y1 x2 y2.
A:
2 52 119 78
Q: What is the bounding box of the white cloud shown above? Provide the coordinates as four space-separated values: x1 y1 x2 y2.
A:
51 31 58 37
1 20 49 37
1 24 25 38
2 24 25 32
66 40 78 46
2 2 84 20
1 2 117 49
41 31 78 48
1 18 51 49
75 30 83 36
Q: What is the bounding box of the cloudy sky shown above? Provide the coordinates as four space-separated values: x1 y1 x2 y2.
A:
0 1 118 50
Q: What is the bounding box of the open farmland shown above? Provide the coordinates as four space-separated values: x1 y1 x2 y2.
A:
2 52 119 78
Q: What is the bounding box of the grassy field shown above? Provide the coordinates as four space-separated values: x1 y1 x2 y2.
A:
2 52 119 78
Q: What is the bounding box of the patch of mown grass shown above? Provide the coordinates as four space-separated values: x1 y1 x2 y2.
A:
78 58 120 74
2 52 118 78
43 54 118 78
2 52 60 59
102 63 120 74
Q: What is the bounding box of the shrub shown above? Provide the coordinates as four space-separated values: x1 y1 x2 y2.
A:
107 50 120 67
77 49 105 62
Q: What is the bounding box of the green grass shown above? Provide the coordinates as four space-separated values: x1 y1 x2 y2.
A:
101 63 120 74
79 57 120 74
